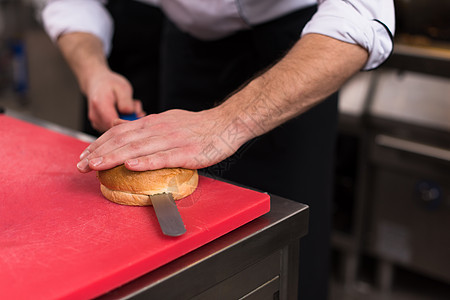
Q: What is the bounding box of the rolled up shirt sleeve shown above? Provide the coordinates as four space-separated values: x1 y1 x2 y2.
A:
301 0 395 70
42 0 114 55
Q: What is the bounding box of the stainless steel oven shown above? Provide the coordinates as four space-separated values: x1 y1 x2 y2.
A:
364 69 450 287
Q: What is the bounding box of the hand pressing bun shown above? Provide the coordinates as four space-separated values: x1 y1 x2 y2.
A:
97 165 198 206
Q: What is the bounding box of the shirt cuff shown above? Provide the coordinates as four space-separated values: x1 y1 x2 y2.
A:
301 0 395 70
42 0 113 55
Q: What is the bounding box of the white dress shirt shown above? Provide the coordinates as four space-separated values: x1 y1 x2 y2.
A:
42 0 395 70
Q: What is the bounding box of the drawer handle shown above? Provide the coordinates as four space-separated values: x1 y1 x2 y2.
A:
375 135 450 163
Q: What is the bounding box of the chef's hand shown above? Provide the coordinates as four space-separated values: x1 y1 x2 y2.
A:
56 32 145 132
77 108 249 172
75 33 369 173
84 69 145 132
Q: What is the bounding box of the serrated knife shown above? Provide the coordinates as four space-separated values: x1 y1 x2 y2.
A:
150 193 186 237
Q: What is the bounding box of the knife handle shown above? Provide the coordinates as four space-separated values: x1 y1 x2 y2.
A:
119 113 138 121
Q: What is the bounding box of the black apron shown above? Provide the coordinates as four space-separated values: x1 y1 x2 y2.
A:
84 3 336 299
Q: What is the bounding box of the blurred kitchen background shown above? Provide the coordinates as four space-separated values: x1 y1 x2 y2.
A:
1 1 449 299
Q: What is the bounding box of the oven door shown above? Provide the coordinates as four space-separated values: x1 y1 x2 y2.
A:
366 129 450 284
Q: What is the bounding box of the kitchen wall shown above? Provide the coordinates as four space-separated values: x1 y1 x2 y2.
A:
0 0 82 130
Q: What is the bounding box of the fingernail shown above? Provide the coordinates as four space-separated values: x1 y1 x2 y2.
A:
90 157 103 167
80 149 90 160
77 158 89 171
126 159 139 166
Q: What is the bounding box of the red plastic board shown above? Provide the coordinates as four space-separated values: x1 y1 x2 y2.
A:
0 115 270 300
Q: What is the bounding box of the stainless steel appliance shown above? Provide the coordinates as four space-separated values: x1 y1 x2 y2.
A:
364 69 450 289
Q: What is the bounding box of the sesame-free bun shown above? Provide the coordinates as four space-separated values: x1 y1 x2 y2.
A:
97 165 198 206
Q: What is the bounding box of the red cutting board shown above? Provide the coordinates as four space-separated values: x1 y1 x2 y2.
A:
0 115 270 300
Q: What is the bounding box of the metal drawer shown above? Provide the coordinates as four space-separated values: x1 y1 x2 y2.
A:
192 250 281 300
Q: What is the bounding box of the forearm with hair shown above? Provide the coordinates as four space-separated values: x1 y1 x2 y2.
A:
214 33 369 146
57 32 110 94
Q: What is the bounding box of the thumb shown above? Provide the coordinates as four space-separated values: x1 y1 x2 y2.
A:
112 118 128 127
134 100 146 117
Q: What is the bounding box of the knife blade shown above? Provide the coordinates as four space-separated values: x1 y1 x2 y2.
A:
150 193 186 237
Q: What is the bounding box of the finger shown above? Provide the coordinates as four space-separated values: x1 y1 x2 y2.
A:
93 128 158 160
78 118 152 173
114 84 134 114
98 107 120 131
89 95 119 132
134 100 146 117
76 157 93 173
124 148 190 171
113 118 128 126
78 122 133 163
82 118 144 155
90 112 165 153
87 134 174 171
